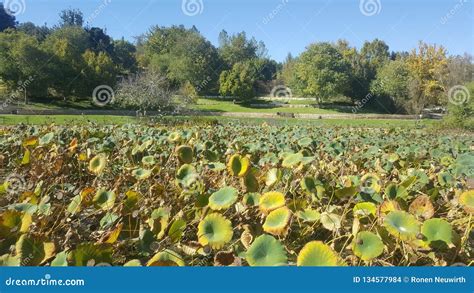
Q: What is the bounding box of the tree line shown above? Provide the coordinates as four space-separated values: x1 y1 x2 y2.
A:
0 5 472 114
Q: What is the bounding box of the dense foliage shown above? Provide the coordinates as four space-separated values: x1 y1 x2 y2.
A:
0 122 472 266
0 6 472 114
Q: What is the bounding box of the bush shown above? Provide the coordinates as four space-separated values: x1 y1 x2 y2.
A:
442 82 474 131
115 71 188 113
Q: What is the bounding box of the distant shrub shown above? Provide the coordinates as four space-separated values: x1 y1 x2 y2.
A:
442 82 474 131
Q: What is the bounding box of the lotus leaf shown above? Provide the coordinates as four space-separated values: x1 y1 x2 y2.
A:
297 241 340 266
352 231 384 261
263 207 291 235
197 213 233 249
245 234 287 266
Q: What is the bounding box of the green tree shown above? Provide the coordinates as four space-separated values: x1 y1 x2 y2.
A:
82 50 117 91
219 62 257 99
0 3 16 32
87 27 113 55
360 39 390 73
113 38 137 74
141 25 220 94
17 22 51 41
59 8 84 27
218 30 266 68
0 30 50 100
371 59 411 111
42 26 90 97
294 42 351 102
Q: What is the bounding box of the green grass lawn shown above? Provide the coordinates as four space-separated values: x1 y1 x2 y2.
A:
0 114 439 128
193 98 347 114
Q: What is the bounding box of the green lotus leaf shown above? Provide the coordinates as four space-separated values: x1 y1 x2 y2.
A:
147 249 184 266
227 154 250 177
352 231 384 261
176 145 194 164
66 195 82 215
51 251 68 266
132 168 152 180
383 211 420 240
282 152 303 168
203 150 218 161
141 156 156 166
437 172 453 186
259 191 286 213
298 137 313 147
400 176 418 190
168 219 186 243
99 212 119 229
93 189 116 211
244 172 259 193
15 234 55 266
360 173 381 194
453 154 474 177
263 207 291 236
176 164 199 188
384 184 408 200
124 259 142 266
207 162 226 171
39 132 54 145
387 153 399 163
440 155 454 167
266 168 282 187
300 177 317 194
245 234 287 266
320 212 341 231
353 202 377 218
243 193 260 206
168 132 181 143
0 254 20 266
459 190 474 214
335 186 357 198
296 209 321 222
148 208 170 239
88 154 107 175
68 243 113 266
209 186 238 210
421 218 453 246
197 213 233 249
297 241 340 266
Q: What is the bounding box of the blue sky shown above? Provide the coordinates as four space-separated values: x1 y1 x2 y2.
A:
11 0 474 61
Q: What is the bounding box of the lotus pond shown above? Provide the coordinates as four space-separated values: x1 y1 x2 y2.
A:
0 121 473 266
